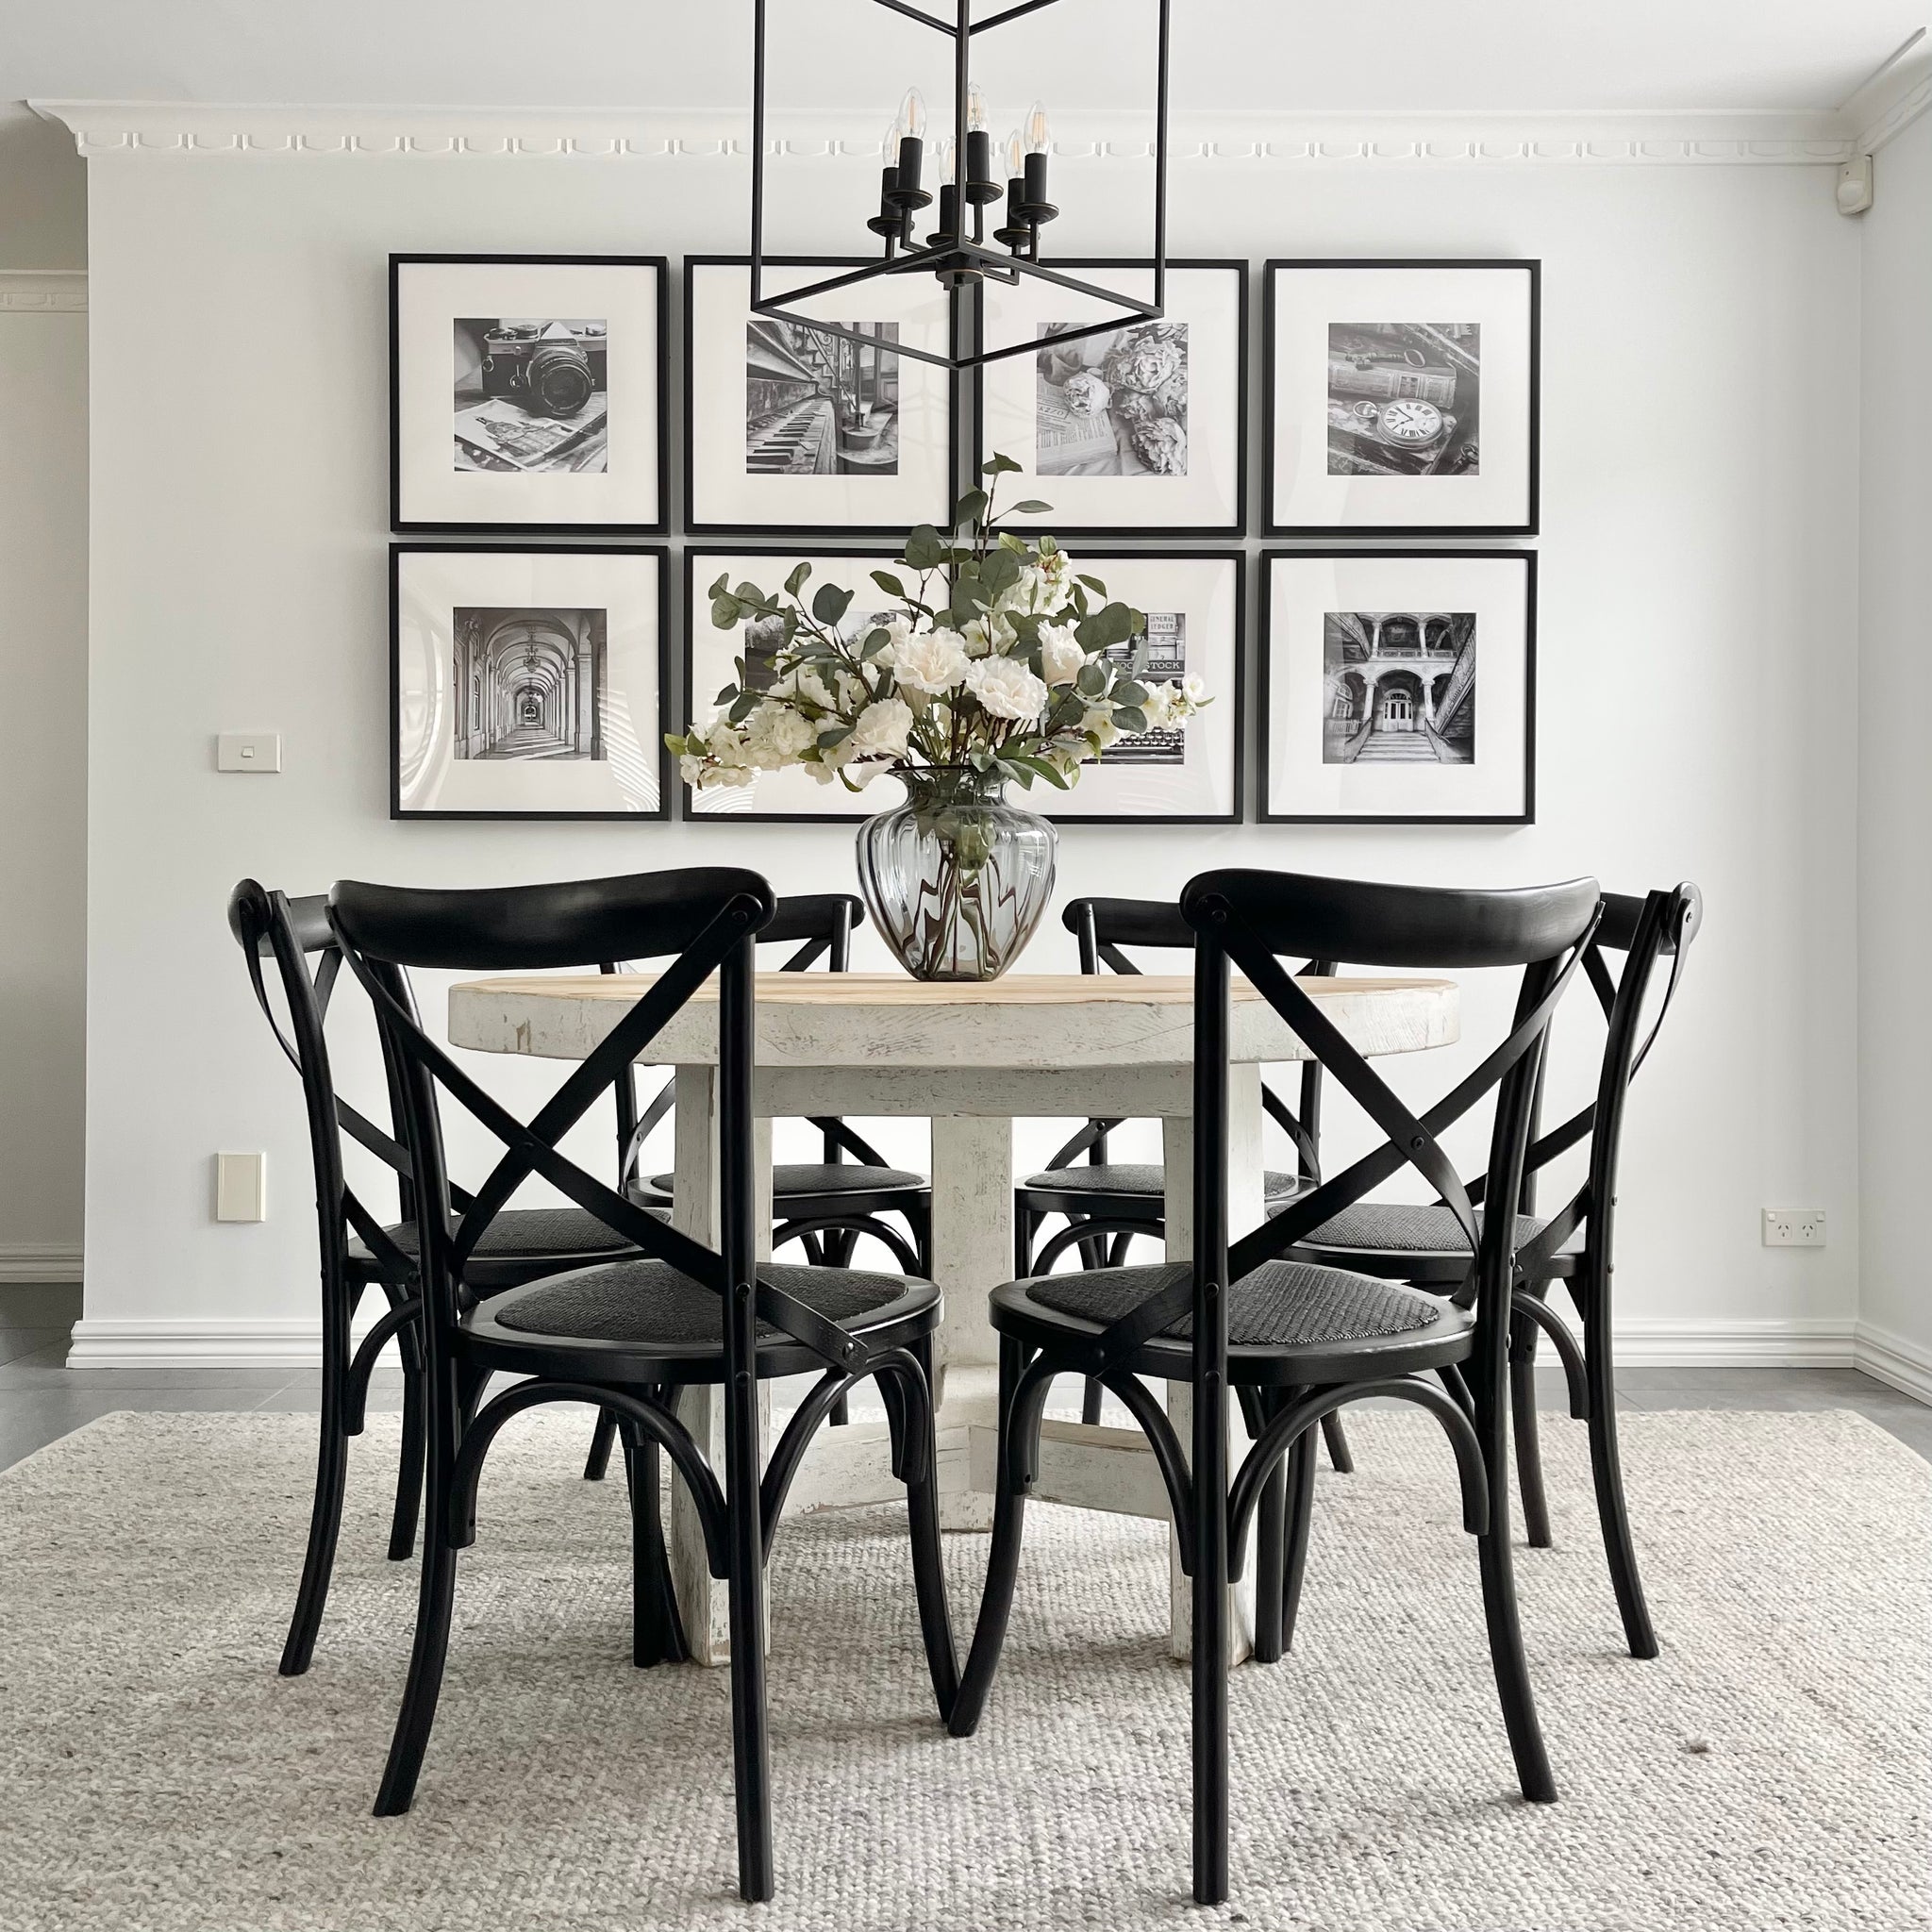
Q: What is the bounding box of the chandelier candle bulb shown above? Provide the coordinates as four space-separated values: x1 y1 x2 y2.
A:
996 128 1032 252
964 80 999 203
1022 101 1055 223
891 88 929 208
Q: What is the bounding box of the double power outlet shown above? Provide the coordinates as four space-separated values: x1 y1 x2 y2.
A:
1761 1208 1826 1248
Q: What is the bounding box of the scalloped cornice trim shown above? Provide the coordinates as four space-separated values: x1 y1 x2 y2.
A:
0 272 87 312
30 101 1862 166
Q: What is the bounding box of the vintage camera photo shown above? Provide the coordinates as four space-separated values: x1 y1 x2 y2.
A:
1322 610 1474 766
745 320 900 476
1326 324 1479 478
451 607 608 762
454 318 609 475
1036 321 1189 478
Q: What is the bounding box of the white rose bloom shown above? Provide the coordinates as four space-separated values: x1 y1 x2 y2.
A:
848 696 914 761
963 609 1017 657
1038 621 1086 686
893 626 971 693
1139 682 1181 729
871 614 913 668
1080 705 1120 748
966 655 1050 724
679 753 709 788
741 702 816 771
776 664 837 710
1182 675 1208 708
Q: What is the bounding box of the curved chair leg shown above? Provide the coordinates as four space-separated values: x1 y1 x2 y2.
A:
386 1344 426 1562
373 1382 460 1815
1320 1410 1354 1474
583 1407 618 1482
280 1282 354 1675
620 1409 687 1667
949 1338 1032 1738
1510 1308 1553 1549
1252 1398 1287 1667
886 1336 959 1720
1580 1278 1658 1658
1278 1422 1319 1653
1472 1370 1557 1804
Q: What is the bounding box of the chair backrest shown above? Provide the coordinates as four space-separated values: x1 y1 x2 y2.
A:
1488 882 1702 1273
1055 897 1326 1186
1074 869 1600 1383
602 891 890 1189
227 879 439 1288
328 869 891 1383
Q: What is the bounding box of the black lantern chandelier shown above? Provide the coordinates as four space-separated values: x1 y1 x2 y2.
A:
749 0 1172 372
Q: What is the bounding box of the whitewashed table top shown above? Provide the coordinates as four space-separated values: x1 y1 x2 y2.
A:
448 971 1459 1070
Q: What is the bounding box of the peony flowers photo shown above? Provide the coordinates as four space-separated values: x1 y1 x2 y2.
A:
667 455 1210 799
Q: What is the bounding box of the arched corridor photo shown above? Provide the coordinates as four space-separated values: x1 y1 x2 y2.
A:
1322 608 1475 766
452 606 607 762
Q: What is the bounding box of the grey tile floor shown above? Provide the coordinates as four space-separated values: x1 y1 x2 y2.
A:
3 1282 1928 1474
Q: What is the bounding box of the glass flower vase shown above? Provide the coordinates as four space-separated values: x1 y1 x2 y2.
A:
856 765 1058 982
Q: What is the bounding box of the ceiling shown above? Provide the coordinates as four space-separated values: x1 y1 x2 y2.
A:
4 0 1924 123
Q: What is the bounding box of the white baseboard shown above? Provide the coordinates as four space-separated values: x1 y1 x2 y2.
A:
1853 1320 1932 1404
63 1310 1882 1375
66 1317 400 1371
0 1244 83 1285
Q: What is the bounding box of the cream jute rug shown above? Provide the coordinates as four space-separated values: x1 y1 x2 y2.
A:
0 1409 1926 1931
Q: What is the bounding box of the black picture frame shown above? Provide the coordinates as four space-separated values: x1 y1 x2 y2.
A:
679 543 1245 826
1257 546 1537 825
968 258 1250 540
1262 258 1541 539
390 541 672 821
683 256 963 539
390 253 670 536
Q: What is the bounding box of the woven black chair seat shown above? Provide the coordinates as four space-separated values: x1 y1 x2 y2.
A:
638 1163 927 1201
1298 1202 1551 1253
483 1257 937 1347
350 1205 653 1264
1022 1163 1303 1200
1023 1258 1449 1349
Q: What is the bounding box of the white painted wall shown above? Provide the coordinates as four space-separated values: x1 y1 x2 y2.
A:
1857 108 1932 1399
0 117 89 1282
69 136 1863 1363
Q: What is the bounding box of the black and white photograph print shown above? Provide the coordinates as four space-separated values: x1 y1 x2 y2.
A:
451 607 608 762
1268 261 1538 536
1321 610 1474 766
391 256 666 533
686 259 955 535
392 545 667 820
978 261 1247 535
1099 613 1188 765
1264 550 1532 824
1037 321 1189 477
745 319 900 475
1326 325 1479 478
454 319 608 475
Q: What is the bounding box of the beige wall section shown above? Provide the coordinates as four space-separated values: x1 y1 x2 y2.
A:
1857 108 1932 1398
64 142 1864 1362
0 113 86 270
0 295 88 1277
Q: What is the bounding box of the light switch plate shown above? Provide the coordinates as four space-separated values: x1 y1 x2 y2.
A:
217 732 281 773
215 1152 267 1223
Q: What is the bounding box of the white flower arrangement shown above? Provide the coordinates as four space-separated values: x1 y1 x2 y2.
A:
667 456 1210 796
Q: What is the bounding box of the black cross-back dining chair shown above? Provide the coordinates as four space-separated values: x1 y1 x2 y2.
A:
328 867 957 1906
1014 896 1351 1474
227 881 642 1677
946 866 1601 1907
1287 882 1702 1657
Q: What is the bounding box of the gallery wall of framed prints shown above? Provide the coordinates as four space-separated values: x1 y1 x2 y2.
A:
391 543 669 820
685 257 959 537
1264 258 1540 537
379 247 1542 830
974 260 1248 538
391 254 668 534
1259 548 1536 824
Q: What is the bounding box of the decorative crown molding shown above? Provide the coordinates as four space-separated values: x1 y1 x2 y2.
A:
30 100 1860 167
1858 70 1932 156
0 271 87 312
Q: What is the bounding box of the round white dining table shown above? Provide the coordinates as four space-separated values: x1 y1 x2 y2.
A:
448 970 1458 1666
